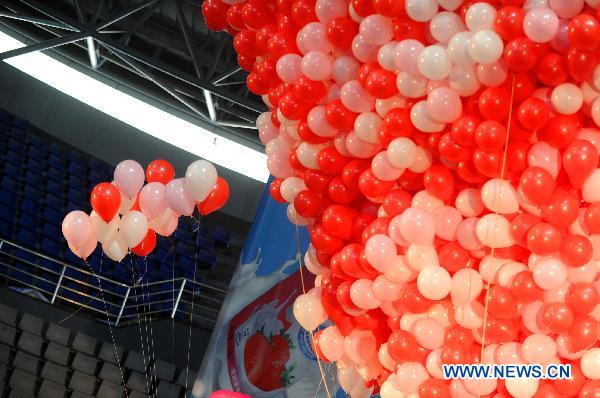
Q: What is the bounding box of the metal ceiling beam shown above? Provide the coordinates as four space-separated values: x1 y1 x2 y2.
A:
96 0 157 31
0 11 75 30
0 30 88 60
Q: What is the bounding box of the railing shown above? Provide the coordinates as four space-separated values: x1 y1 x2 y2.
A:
0 239 226 328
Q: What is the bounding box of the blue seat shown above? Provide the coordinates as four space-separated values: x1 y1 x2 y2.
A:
67 188 85 203
42 222 61 239
198 250 217 269
48 153 66 169
175 242 195 258
0 189 18 204
157 266 172 280
22 185 42 200
67 161 85 175
88 158 106 172
26 133 46 150
7 137 25 150
46 167 65 182
44 193 63 209
49 142 67 157
39 258 62 273
46 179 64 196
112 265 133 284
42 207 63 225
177 256 194 273
14 248 36 263
67 150 84 164
23 171 44 188
26 157 43 171
41 237 62 257
18 214 38 233
27 144 45 159
197 236 214 251
1 176 20 193
12 117 29 129
88 169 107 184
0 203 16 224
3 162 22 179
20 198 41 216
67 175 86 189
5 149 25 166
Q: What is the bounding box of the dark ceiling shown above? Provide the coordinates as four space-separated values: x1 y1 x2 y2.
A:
0 0 266 147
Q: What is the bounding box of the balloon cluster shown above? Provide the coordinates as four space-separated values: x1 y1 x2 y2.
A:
203 0 600 396
62 159 229 262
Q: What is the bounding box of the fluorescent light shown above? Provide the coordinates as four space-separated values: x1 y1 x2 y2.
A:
0 30 269 182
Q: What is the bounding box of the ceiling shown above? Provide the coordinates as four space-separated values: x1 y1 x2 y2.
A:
0 0 266 147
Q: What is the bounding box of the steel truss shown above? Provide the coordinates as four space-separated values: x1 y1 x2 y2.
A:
0 0 263 144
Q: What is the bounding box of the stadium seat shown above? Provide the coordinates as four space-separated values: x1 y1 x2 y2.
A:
38 379 67 398
17 331 43 355
154 359 176 381
124 351 146 373
69 370 97 395
97 380 124 398
126 371 148 392
44 342 70 366
18 313 44 336
9 368 37 393
41 361 69 384
72 352 98 375
156 380 181 397
0 343 10 363
0 303 18 325
98 362 123 384
45 323 70 345
12 350 40 374
72 333 97 356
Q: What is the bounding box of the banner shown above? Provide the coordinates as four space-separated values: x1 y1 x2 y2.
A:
194 179 346 398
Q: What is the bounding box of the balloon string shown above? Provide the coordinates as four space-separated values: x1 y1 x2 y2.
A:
478 74 517 397
295 221 332 398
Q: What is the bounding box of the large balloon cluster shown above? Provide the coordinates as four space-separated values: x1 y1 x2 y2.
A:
203 0 600 396
62 159 229 262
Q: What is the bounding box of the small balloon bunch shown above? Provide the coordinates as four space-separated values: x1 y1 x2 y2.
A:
62 159 229 261
203 0 600 396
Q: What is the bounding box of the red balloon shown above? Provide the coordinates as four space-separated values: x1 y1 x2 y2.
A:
540 302 574 333
317 147 349 175
247 73 270 95
519 167 556 205
393 19 426 41
475 120 507 151
234 30 259 57
226 3 245 31
566 283 599 315
563 140 598 188
472 149 501 178
293 76 327 104
567 47 598 82
423 165 455 201
527 222 562 256
542 188 579 228
440 343 471 365
197 177 230 216
507 142 530 173
445 325 474 347
202 0 229 31
511 271 543 303
146 159 175 185
294 190 322 218
310 224 344 254
131 229 156 257
326 18 358 50
568 14 600 52
494 6 524 40
504 38 537 72
560 234 593 267
242 0 274 30
418 379 451 398
358 169 395 198
237 54 256 72
304 170 332 194
255 24 276 53
388 330 420 362
487 286 518 320
517 97 549 131
535 53 568 86
579 381 600 398
351 0 374 16
328 177 359 204
439 242 471 273
478 87 510 121
553 362 586 397
539 115 579 149
372 0 405 17
510 213 541 246
338 244 370 279
438 133 471 163
325 100 358 131
398 283 433 314
269 178 286 203
91 182 121 222
291 0 316 26
322 205 356 240
451 115 480 147
568 315 598 352
382 188 412 217
361 217 390 244
365 69 398 99
279 92 311 120
585 203 600 234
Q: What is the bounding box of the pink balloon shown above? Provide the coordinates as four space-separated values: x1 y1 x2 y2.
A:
344 330 376 365
523 7 559 43
352 34 380 63
62 210 94 250
114 160 145 198
371 151 405 181
399 207 436 245
332 56 360 85
346 132 381 159
412 318 445 350
350 279 381 309
372 275 402 302
319 326 345 361
68 236 97 260
315 0 347 24
394 39 424 76
138 182 168 220
302 51 333 81
340 80 375 113
426 87 463 123
165 178 195 216
308 106 338 137
433 206 462 241
359 15 393 45
296 22 332 54
276 54 303 83
365 234 397 272
150 208 179 237
267 149 294 178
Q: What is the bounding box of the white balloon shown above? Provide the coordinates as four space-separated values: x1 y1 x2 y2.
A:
581 348 600 379
90 211 119 244
185 160 218 202
447 32 475 66
430 12 466 44
417 45 452 80
465 2 497 31
120 210 149 248
405 0 439 22
102 231 128 262
468 30 503 64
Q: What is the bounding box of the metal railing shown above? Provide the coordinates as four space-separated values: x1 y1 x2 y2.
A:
0 239 226 328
